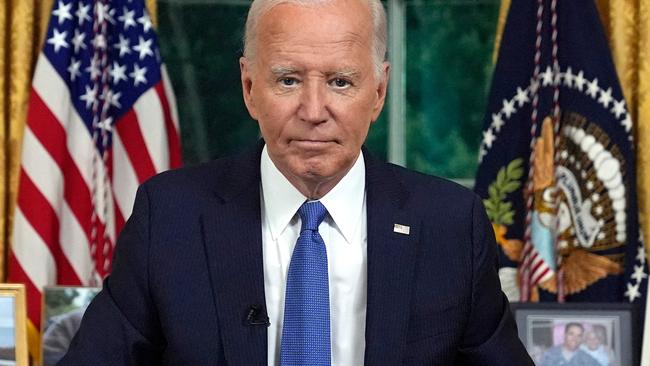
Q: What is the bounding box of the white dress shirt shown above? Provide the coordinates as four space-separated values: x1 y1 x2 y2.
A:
260 145 368 366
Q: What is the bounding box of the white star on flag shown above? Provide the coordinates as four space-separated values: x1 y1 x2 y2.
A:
502 98 516 118
611 99 626 119
491 113 504 132
53 1 73 24
563 67 574 87
598 87 613 108
130 63 148 86
625 282 641 302
110 61 128 84
482 128 496 148
96 117 114 132
133 37 153 60
541 66 554 86
632 264 647 283
514 87 529 107
138 12 153 32
637 246 646 264
119 7 137 29
96 2 115 24
47 28 69 53
574 71 586 91
79 84 98 109
109 91 122 108
71 29 86 53
76 3 91 26
100 89 123 109
68 58 82 81
621 114 632 132
114 34 132 57
586 78 600 98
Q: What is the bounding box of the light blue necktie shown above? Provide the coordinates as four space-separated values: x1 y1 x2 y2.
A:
280 201 331 366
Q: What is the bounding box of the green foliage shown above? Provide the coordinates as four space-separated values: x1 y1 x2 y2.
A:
158 3 258 164
483 158 524 225
44 288 79 320
44 288 99 320
405 2 499 178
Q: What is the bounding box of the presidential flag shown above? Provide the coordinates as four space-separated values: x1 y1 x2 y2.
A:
474 0 645 304
9 0 181 350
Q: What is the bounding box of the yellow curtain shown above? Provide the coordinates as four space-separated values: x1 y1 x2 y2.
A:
1 1 54 363
492 0 510 64
1 0 53 283
594 1 650 363
1 1 157 363
595 0 650 262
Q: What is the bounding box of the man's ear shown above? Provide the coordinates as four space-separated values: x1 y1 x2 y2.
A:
240 57 258 120
370 62 390 123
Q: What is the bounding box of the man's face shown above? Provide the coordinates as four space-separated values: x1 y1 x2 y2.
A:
563 325 583 351
585 332 601 351
240 0 389 196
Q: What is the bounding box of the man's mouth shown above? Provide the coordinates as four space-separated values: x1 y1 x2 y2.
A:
291 139 335 147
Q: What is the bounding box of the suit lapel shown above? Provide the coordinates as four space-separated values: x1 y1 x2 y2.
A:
201 143 268 366
363 150 419 366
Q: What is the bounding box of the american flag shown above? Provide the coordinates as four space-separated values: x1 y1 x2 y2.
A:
9 0 181 342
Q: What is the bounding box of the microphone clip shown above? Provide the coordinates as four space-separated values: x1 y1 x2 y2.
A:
245 304 270 327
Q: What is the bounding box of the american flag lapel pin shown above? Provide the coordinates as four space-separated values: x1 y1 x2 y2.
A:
393 223 410 235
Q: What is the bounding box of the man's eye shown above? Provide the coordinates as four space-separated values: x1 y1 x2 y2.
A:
279 78 297 86
331 78 350 88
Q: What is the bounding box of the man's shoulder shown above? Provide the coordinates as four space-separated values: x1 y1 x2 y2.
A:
144 159 229 192
539 345 563 361
389 163 472 194
574 348 600 364
142 144 260 198
378 160 479 212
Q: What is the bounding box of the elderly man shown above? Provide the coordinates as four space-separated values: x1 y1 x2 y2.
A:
58 0 532 364
581 327 615 366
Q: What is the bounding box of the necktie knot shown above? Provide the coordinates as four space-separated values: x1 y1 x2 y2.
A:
298 201 327 232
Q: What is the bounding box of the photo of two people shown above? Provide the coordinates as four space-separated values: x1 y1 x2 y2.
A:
528 319 619 366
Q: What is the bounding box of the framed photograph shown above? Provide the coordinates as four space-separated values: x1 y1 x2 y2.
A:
0 284 28 366
510 302 639 366
41 286 100 366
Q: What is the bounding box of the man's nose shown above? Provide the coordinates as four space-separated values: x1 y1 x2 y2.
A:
297 82 329 124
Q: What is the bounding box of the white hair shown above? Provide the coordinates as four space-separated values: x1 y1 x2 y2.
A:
243 0 387 78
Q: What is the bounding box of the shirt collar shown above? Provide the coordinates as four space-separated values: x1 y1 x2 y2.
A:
260 145 366 243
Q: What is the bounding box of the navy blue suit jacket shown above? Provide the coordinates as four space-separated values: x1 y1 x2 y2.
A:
59 143 533 365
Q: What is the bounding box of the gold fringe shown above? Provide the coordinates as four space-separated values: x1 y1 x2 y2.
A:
492 0 511 64
597 1 650 261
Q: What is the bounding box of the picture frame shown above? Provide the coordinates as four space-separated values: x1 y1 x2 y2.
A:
41 286 100 366
0 284 28 366
510 302 639 366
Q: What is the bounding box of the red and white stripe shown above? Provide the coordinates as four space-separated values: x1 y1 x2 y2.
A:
9 54 181 331
520 245 554 287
